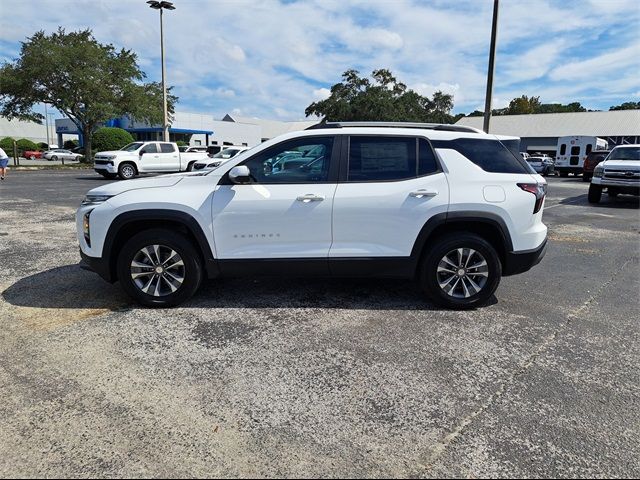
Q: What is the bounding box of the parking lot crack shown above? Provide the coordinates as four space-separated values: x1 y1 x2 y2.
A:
418 256 636 473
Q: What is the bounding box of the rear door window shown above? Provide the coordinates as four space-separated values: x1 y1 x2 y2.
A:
348 136 417 182
160 143 176 153
571 146 580 155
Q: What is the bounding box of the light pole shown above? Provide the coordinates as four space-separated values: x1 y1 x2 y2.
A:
44 103 50 146
147 0 175 142
483 0 499 133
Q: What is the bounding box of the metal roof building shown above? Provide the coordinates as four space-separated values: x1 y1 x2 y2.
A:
456 110 640 154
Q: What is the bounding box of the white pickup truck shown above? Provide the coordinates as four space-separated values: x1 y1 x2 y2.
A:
93 141 208 180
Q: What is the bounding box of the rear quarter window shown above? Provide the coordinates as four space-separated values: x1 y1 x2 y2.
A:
432 138 533 174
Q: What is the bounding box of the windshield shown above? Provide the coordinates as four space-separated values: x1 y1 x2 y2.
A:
121 142 144 152
212 148 241 158
607 146 640 161
178 146 188 152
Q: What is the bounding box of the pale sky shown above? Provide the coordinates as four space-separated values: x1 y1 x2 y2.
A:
1 0 639 120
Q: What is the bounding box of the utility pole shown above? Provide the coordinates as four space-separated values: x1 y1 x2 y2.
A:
483 0 499 133
44 103 50 146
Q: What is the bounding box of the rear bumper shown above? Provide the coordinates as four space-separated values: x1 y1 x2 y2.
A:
503 238 547 276
79 249 114 283
555 166 582 174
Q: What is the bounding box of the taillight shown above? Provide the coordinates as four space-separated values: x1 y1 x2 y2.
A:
518 183 547 214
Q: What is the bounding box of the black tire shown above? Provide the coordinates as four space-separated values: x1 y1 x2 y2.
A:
29 155 36 160
419 233 501 310
118 162 137 180
559 171 568 177
187 161 195 172
588 184 602 203
51 155 58 162
608 188 618 198
582 174 592 182
116 228 203 307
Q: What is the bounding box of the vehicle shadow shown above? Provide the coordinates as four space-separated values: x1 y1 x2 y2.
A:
559 193 640 209
2 264 484 311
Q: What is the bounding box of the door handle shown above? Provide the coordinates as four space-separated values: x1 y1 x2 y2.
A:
296 194 325 203
409 189 438 198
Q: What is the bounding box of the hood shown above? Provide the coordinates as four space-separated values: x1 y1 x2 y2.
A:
88 175 184 196
95 150 133 157
602 159 640 170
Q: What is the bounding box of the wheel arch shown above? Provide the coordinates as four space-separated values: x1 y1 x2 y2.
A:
102 210 218 282
411 212 513 275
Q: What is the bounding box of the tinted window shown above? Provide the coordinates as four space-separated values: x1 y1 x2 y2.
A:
586 144 592 154
571 146 580 155
142 143 158 154
431 138 531 174
560 144 567 155
160 143 175 153
240 137 334 184
348 136 416 182
418 139 438 176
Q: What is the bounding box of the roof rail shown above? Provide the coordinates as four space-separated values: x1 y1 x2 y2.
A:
305 121 484 134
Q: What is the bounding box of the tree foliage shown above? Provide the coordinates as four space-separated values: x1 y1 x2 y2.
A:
16 138 38 152
0 28 177 160
305 69 456 123
609 101 640 110
92 127 134 152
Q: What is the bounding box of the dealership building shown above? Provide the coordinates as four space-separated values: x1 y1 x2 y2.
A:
0 111 316 149
456 109 640 156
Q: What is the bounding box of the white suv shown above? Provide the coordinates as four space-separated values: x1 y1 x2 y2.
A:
77 122 548 309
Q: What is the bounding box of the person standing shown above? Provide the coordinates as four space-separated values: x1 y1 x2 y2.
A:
0 146 9 180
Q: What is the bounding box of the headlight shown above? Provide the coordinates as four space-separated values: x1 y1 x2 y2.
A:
81 194 114 206
207 161 222 168
593 165 604 178
83 210 92 246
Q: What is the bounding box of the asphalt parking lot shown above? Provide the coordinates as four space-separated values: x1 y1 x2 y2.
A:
0 170 638 478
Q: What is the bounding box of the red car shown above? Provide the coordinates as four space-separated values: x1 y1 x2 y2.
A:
582 150 610 182
23 150 43 160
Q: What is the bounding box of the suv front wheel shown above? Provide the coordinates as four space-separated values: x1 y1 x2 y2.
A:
116 229 203 307
420 233 501 309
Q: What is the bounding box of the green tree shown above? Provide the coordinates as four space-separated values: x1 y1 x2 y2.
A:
0 137 14 155
305 69 456 123
506 95 541 115
92 127 134 152
609 101 640 110
0 28 177 161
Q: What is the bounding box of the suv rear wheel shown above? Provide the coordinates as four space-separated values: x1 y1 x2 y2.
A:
116 229 203 307
419 233 501 309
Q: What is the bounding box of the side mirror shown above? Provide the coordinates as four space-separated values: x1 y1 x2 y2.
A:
229 165 251 184
139 150 146 156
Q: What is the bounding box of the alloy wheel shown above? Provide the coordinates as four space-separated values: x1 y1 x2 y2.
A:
436 248 489 298
130 245 185 297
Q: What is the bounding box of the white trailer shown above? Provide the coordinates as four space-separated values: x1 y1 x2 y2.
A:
555 136 608 177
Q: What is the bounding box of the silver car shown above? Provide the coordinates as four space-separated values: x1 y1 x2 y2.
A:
43 149 83 161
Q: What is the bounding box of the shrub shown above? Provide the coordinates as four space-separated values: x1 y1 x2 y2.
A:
92 127 134 152
0 137 15 154
16 138 38 153
64 139 79 149
37 142 48 150
176 140 187 147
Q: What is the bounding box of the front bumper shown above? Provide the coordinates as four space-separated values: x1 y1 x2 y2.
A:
503 238 547 276
79 249 114 283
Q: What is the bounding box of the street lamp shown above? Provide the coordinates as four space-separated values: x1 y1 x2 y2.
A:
147 0 175 142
